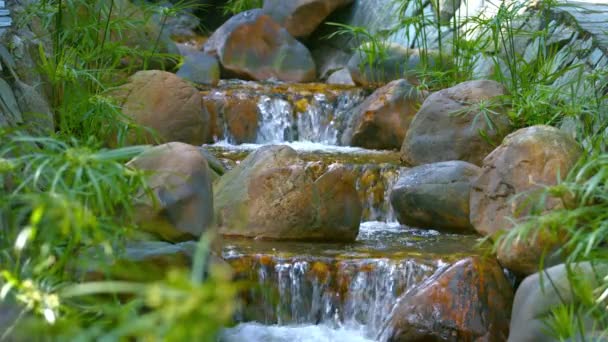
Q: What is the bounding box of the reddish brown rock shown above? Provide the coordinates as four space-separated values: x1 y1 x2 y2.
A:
202 92 259 143
263 0 354 38
214 145 362 241
400 80 512 166
470 125 582 274
342 79 425 150
382 256 513 342
127 142 214 242
204 9 316 82
114 70 210 145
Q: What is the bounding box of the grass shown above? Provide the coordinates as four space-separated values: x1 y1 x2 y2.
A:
1 0 237 340
222 0 263 15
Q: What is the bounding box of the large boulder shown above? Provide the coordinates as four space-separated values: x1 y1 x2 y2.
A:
509 262 608 342
401 80 512 166
390 161 480 233
470 125 582 274
341 79 425 150
381 256 513 342
127 142 214 242
203 9 316 82
263 0 354 38
347 45 444 86
214 145 362 241
114 70 211 145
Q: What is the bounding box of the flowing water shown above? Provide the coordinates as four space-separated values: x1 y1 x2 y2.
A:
205 81 483 341
219 222 482 341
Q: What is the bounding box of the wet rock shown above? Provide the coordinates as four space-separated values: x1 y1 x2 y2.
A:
79 240 197 282
214 145 361 241
263 0 354 38
114 70 211 145
176 52 220 86
202 91 259 143
342 79 424 150
390 161 480 233
128 142 214 242
326 68 355 85
470 125 582 274
382 256 513 342
509 262 608 342
401 80 512 166
347 45 441 86
203 9 316 82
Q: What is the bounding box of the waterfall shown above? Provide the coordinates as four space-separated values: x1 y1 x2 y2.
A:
227 254 438 339
210 81 368 145
256 96 294 143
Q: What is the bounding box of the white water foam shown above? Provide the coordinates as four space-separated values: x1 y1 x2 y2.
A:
220 322 374 342
209 141 390 154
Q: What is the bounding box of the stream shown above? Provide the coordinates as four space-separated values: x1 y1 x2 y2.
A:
203 81 484 341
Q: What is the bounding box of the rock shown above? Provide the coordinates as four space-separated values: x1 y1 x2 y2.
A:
326 68 355 85
509 262 608 342
401 80 512 166
390 161 480 233
470 125 582 274
79 240 197 282
203 9 316 82
263 0 354 38
114 70 211 145
214 145 361 241
341 79 424 150
433 0 462 25
347 45 442 86
202 90 260 144
127 142 214 242
0 77 22 127
176 52 220 86
382 256 513 342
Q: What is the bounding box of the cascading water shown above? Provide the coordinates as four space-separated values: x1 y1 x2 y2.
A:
204 81 483 341
256 96 294 143
220 222 482 342
204 80 368 145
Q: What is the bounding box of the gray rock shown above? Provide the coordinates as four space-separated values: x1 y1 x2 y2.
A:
400 80 512 166
509 262 608 342
176 52 220 86
390 161 480 233
346 44 437 86
326 68 355 85
0 77 21 127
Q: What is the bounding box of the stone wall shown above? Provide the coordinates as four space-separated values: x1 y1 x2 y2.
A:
0 0 54 133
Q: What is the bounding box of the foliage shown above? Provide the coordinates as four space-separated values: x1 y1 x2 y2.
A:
1 1 237 340
17 0 189 145
222 0 263 15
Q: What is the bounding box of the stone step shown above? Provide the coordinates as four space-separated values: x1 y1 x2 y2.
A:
224 221 483 335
